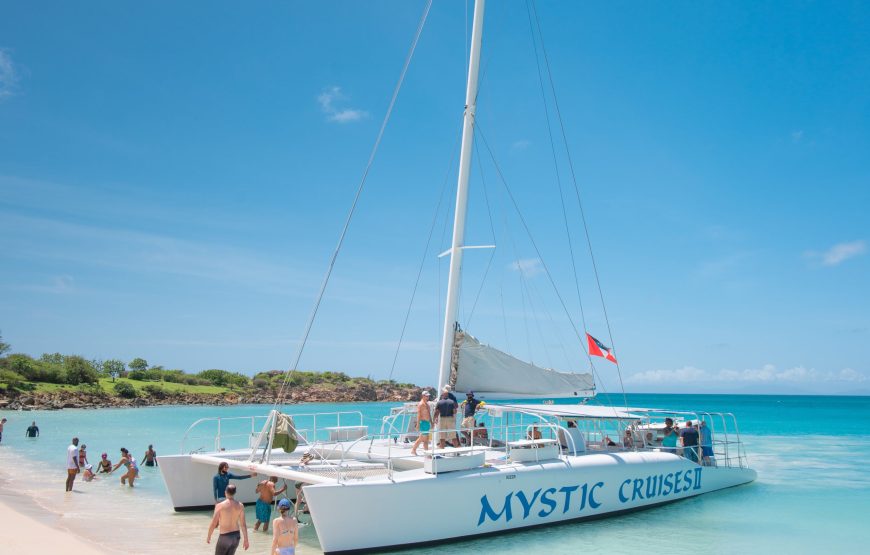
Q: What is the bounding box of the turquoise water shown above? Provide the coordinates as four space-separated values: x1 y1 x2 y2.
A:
1 394 869 554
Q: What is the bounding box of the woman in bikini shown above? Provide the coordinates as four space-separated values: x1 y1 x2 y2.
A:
78 444 90 468
110 447 139 487
270 498 298 555
97 453 112 473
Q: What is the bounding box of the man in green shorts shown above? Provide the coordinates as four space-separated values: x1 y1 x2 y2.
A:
410 391 432 456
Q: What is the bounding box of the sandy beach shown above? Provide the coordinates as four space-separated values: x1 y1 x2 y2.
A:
0 497 105 554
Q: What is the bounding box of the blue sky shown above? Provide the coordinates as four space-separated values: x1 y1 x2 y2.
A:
1 1 868 395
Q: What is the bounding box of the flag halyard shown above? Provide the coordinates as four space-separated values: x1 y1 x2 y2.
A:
586 333 617 364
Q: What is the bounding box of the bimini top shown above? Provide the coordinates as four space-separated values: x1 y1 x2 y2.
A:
494 404 652 420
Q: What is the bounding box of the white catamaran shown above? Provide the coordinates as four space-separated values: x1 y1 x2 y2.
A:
158 2 756 552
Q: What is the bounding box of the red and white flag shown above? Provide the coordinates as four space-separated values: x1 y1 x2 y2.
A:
586 333 617 364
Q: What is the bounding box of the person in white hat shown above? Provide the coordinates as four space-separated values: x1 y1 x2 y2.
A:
410 391 433 456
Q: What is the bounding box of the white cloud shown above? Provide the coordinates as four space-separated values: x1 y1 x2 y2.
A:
509 258 543 277
625 364 868 385
0 48 17 99
511 140 531 151
820 240 866 266
317 86 367 123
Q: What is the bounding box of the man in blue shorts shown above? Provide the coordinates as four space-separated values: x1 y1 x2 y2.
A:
254 476 287 532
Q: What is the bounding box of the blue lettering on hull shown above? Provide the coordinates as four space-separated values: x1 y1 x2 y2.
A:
478 467 703 526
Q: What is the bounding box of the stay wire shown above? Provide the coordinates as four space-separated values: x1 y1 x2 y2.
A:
524 0 593 370
475 123 611 400
530 0 627 408
275 0 434 407
387 121 463 383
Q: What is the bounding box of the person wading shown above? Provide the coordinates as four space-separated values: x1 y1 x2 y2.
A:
207 484 250 554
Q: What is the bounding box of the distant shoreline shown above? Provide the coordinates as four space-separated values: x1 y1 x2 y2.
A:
0 382 432 411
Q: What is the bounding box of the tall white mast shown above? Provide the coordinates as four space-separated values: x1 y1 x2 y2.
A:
437 0 486 392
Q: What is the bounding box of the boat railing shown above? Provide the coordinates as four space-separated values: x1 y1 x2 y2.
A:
180 410 365 455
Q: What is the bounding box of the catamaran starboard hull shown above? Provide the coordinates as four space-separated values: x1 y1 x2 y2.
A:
303 451 756 554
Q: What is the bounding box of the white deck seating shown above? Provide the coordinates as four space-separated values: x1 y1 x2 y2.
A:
423 446 485 474
507 438 560 462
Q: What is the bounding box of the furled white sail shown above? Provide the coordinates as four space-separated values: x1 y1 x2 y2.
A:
450 331 594 399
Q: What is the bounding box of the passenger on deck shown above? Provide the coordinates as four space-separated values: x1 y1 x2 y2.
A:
471 421 488 446
527 425 542 440
460 391 483 445
662 418 678 454
602 436 617 447
213 462 254 504
680 421 700 464
699 420 714 465
434 389 460 449
410 391 432 456
623 429 634 449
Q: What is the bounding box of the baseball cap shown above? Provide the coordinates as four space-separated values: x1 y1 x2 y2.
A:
422 391 430 396
278 498 291 510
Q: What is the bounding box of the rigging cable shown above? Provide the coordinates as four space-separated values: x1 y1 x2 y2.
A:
529 0 628 409
387 124 463 383
475 124 611 400
524 0 595 373
274 0 434 407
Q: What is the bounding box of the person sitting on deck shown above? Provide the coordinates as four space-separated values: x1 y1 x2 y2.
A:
527 424 542 440
623 429 634 449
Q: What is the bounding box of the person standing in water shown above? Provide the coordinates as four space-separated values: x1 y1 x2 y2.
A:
65 437 80 492
25 421 39 438
0 417 7 443
110 447 139 487
207 484 250 555
78 443 90 468
142 444 158 467
254 476 287 532
271 498 298 555
213 462 254 504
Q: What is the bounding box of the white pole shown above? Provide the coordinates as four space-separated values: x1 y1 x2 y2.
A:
437 0 486 392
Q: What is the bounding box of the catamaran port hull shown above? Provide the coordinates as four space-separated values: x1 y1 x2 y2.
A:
157 453 263 510
304 451 756 554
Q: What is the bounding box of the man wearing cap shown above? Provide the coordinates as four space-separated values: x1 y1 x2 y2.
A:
460 391 483 445
410 391 432 456
271 498 298 555
207 484 249 555
435 389 460 449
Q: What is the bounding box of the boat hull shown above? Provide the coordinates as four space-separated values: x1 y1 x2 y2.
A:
157 453 263 510
303 451 756 554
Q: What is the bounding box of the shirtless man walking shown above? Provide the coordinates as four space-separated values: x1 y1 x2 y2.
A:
207 484 250 554
410 391 432 456
271 498 298 555
254 476 287 532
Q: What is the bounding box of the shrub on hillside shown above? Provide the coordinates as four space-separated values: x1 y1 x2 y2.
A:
0 369 25 389
197 369 250 388
252 378 269 389
113 381 138 398
142 384 169 399
64 356 100 385
127 370 148 381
